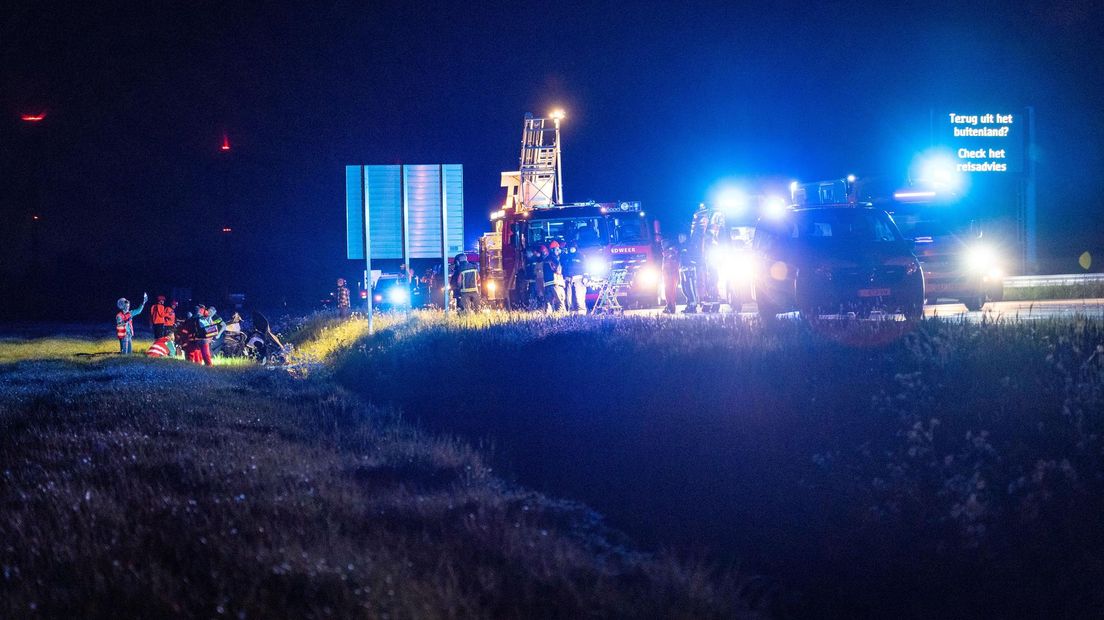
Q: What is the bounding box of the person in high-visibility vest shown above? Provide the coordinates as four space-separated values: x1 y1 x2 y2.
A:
146 329 177 358
163 300 177 333
207 306 228 356
454 254 481 312
193 306 216 366
678 232 700 314
543 241 566 312
149 295 169 338
335 278 351 317
526 247 545 310
115 293 148 354
178 310 201 364
562 242 586 314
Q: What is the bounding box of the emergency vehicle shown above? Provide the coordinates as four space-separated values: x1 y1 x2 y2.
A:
793 175 1006 310
684 202 767 312
478 113 661 309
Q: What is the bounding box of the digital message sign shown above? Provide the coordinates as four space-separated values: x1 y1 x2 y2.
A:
945 112 1021 173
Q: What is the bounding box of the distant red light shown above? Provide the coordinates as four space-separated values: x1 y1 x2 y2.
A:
32 214 41 221
220 134 231 151
21 113 46 122
221 227 233 233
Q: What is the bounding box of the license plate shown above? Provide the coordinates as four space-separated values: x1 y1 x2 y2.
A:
858 288 891 297
926 283 953 292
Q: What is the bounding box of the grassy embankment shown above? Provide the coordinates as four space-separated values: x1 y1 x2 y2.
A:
0 327 751 619
315 310 1104 618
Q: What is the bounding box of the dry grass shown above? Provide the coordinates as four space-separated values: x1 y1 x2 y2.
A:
0 355 752 619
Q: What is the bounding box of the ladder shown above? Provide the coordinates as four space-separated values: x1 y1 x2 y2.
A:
591 269 629 315
517 113 561 212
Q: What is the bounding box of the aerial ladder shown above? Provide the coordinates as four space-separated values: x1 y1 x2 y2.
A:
501 111 565 213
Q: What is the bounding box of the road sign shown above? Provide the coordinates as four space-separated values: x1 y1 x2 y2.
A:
346 164 464 326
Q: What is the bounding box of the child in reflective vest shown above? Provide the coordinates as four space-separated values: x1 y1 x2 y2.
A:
115 293 148 354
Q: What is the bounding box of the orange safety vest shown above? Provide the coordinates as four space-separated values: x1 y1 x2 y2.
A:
149 303 168 326
164 306 176 326
146 338 171 358
116 311 132 339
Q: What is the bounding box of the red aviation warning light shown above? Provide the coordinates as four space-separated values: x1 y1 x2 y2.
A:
21 113 46 122
220 134 231 151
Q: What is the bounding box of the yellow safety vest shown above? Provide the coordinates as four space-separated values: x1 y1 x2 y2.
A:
459 267 479 293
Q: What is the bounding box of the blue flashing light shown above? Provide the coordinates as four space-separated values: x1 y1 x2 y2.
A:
387 286 409 305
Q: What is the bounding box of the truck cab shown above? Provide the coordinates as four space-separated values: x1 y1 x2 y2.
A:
482 201 661 309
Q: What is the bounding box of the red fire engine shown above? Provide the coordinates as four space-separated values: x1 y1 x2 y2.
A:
479 113 661 309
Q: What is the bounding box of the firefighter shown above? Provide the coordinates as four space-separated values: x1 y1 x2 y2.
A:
181 305 214 366
335 278 351 317
115 293 148 354
662 240 681 313
528 246 547 310
543 241 566 312
562 242 586 313
149 295 169 338
455 253 481 311
178 307 201 364
146 328 177 358
678 232 700 313
164 300 178 334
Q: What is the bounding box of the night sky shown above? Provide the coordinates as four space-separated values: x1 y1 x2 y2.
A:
2 1 1102 317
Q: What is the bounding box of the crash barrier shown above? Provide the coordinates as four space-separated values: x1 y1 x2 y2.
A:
1003 273 1104 288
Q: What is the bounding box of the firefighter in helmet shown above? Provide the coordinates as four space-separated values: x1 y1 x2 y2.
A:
562 241 586 313
543 241 566 312
454 253 481 311
149 295 169 338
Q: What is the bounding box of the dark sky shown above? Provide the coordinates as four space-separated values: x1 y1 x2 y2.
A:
2 0 1102 313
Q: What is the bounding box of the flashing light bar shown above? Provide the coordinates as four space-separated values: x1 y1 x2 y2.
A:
894 190 937 200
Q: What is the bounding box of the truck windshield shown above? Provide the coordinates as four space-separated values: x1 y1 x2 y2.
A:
527 218 607 248
610 216 648 244
892 212 980 241
792 210 902 242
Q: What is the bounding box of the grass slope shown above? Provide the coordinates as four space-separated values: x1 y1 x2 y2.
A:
0 356 750 619
325 311 1104 618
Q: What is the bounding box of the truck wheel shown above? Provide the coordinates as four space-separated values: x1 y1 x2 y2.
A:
964 296 985 312
757 299 780 325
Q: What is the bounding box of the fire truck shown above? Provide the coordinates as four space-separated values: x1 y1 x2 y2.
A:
479 113 661 309
791 175 1006 310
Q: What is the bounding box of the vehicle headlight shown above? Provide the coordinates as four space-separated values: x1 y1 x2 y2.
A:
726 253 757 282
487 280 497 294
387 287 409 304
708 247 726 269
586 258 609 277
965 245 999 274
636 266 659 287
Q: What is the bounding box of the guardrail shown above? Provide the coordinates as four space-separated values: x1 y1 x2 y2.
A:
1004 273 1104 288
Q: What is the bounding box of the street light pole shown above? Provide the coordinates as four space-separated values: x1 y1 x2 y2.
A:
550 109 565 204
